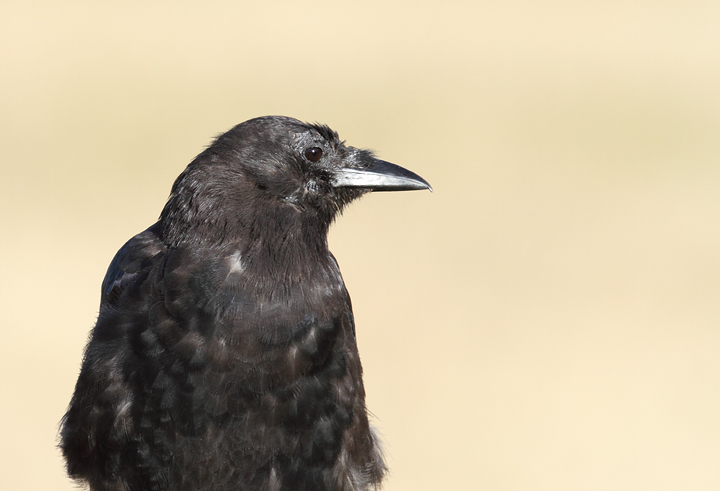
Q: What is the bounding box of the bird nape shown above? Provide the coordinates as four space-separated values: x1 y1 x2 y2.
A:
60 116 431 491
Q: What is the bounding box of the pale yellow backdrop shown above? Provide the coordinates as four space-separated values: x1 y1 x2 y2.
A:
2 1 719 490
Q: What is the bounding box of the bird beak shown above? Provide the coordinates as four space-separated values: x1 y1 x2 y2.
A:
332 159 432 192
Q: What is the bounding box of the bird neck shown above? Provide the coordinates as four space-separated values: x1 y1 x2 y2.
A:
164 204 335 282
238 210 334 281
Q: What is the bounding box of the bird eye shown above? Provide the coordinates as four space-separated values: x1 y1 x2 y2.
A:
304 147 323 162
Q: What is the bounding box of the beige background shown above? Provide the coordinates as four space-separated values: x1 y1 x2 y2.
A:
2 1 719 490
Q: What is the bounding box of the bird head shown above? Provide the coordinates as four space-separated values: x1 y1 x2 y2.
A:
160 116 431 248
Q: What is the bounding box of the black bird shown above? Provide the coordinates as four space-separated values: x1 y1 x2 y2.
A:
60 116 431 491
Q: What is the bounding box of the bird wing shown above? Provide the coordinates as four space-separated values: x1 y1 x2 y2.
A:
62 222 170 488
100 221 165 306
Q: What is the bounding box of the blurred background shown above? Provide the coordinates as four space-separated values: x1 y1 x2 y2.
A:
2 1 719 490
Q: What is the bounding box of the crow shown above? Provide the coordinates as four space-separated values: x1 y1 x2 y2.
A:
60 116 431 491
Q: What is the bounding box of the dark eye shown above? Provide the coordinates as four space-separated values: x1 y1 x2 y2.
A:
304 147 323 162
